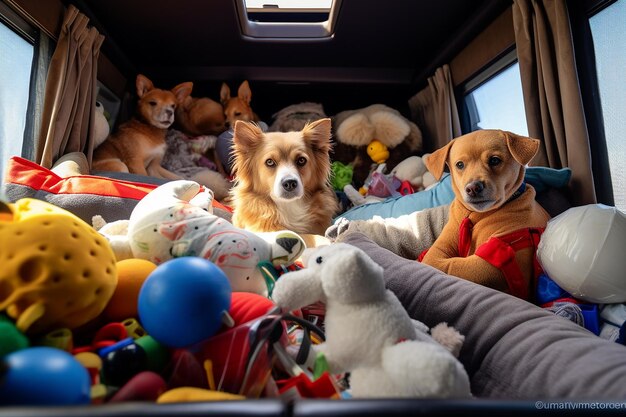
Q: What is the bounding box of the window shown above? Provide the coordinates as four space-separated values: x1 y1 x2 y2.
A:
245 0 331 23
235 0 340 38
245 0 332 9
589 0 626 211
463 51 528 136
0 18 34 189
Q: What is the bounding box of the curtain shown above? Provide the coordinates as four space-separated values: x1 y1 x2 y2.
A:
36 4 104 169
513 0 596 206
22 31 52 163
408 64 462 153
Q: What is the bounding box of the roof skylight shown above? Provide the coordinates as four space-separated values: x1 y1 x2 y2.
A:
237 0 340 39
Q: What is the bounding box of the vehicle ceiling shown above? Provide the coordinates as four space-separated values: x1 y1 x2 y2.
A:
66 0 511 117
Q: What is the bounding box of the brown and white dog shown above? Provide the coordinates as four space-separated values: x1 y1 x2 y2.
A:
93 74 192 179
220 80 259 129
421 129 550 300
229 118 339 236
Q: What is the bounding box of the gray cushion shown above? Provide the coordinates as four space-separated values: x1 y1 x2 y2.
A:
342 232 626 399
3 158 232 224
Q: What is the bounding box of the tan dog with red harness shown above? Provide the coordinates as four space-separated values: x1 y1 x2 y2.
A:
420 130 550 300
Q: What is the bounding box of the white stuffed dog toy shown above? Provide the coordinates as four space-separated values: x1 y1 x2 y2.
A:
272 243 471 398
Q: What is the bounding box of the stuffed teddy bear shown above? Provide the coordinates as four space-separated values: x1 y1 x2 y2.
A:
271 243 471 398
269 102 327 132
332 104 423 188
94 101 111 148
50 101 110 178
95 180 306 297
390 154 437 192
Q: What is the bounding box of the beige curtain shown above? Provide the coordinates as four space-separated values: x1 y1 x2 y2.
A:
36 5 104 169
408 64 462 153
513 0 596 206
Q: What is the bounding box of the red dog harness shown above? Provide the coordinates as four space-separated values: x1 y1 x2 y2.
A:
419 217 544 300
466 218 544 300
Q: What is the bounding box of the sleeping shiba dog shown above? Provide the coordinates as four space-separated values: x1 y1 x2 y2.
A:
229 118 339 236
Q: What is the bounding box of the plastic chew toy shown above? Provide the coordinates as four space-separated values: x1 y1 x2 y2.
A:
138 257 232 348
0 314 29 356
0 198 117 335
0 347 91 405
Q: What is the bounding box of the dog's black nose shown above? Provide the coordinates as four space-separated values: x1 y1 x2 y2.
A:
165 109 173 117
282 179 298 192
465 181 484 197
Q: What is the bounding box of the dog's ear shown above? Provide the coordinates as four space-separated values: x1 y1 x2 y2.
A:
171 82 193 104
136 74 154 98
179 95 193 111
220 83 231 105
233 120 263 148
303 118 332 153
503 131 540 166
424 140 454 180
238 81 252 105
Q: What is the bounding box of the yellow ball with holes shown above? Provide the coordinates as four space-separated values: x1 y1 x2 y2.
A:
0 198 117 334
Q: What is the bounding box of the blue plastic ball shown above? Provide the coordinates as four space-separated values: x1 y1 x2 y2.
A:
0 347 91 405
138 257 232 348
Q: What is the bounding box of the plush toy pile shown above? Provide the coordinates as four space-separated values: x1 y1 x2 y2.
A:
0 179 474 406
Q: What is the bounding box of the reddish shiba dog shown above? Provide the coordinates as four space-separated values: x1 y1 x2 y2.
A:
93 74 192 179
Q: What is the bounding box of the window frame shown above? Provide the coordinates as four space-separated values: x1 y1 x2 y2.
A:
0 1 36 43
0 3 38 179
234 0 342 40
457 48 527 136
568 0 618 206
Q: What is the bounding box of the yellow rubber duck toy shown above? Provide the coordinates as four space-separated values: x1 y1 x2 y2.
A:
360 140 390 195
366 140 389 165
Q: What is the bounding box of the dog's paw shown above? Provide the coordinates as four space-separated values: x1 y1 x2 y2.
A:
325 217 351 241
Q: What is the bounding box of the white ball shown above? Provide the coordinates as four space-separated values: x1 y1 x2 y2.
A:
537 204 626 303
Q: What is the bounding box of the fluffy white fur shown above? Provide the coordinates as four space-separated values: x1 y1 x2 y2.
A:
272 243 471 398
390 154 437 191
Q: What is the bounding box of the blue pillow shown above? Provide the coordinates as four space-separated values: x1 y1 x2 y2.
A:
336 167 571 222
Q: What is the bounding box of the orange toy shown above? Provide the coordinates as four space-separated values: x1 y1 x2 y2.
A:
103 259 157 322
0 198 117 334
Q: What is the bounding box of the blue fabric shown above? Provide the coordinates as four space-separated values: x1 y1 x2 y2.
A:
337 174 455 222
336 167 572 222
523 166 572 193
536 273 571 305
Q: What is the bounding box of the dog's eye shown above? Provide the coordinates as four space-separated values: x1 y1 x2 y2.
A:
234 111 242 117
296 157 307 167
316 256 323 264
489 156 502 166
149 101 157 106
265 159 276 167
455 161 465 170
